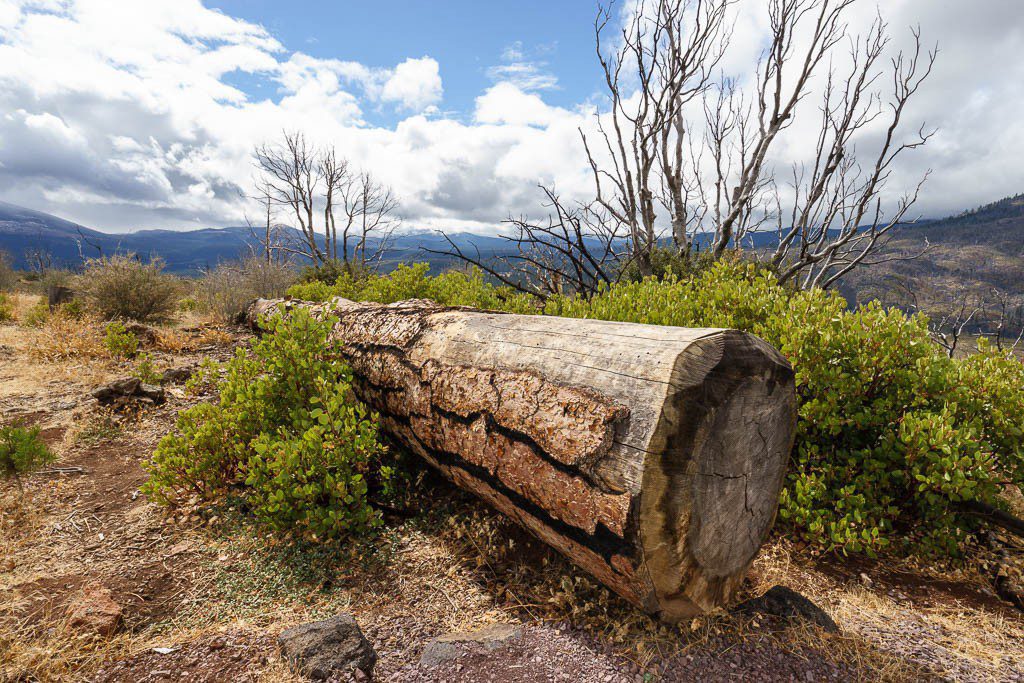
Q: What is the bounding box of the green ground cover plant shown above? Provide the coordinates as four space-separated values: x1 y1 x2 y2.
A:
103 321 139 359
144 309 391 542
0 424 56 491
288 262 536 313
0 293 13 322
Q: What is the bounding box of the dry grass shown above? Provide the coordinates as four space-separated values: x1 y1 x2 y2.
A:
0 616 135 681
1 291 44 323
28 311 107 362
746 540 1024 683
152 325 235 353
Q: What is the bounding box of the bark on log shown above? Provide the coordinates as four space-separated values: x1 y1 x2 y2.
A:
247 297 797 622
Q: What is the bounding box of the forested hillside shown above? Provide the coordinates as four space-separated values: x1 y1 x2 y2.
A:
844 194 1024 346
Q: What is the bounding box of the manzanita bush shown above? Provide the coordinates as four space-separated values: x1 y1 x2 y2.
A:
286 260 1024 557
144 309 391 541
288 262 537 313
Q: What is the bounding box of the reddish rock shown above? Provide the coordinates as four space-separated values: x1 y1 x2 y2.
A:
67 583 122 637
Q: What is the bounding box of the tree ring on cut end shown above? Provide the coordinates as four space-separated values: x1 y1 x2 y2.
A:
640 331 796 621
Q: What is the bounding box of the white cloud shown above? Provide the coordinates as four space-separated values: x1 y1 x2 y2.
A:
380 57 443 111
0 0 1022 235
475 83 562 127
486 40 558 92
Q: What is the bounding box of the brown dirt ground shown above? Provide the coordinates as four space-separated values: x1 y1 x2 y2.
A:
2 305 1023 683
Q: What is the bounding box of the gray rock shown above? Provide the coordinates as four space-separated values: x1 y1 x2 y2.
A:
279 614 376 680
91 377 165 406
47 284 75 309
161 366 194 385
735 585 839 633
419 623 522 667
137 383 165 401
121 321 160 345
91 377 141 402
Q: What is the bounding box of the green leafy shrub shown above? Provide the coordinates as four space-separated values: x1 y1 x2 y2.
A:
617 245 722 283
547 261 1024 556
288 258 1024 556
80 254 181 322
132 353 162 384
287 262 536 313
18 298 84 327
103 321 139 360
22 299 50 327
298 258 354 285
184 358 223 395
58 299 85 319
0 424 56 489
143 309 390 541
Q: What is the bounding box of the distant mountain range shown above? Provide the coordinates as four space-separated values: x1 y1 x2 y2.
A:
0 201 518 273
1 197 1022 292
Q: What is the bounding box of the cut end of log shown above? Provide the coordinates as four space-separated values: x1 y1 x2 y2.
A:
246 297 797 622
640 331 796 621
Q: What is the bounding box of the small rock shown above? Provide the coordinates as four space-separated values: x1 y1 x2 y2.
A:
122 321 160 345
161 366 194 385
137 383 165 402
734 585 839 633
67 583 122 637
419 623 522 667
91 377 165 407
278 613 376 681
859 572 873 589
91 377 142 402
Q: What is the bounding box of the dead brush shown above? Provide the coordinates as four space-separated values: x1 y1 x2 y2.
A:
0 612 136 682
28 310 106 362
153 325 234 353
152 327 188 353
5 292 44 323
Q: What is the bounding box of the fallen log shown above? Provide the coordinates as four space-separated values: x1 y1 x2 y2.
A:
247 297 797 622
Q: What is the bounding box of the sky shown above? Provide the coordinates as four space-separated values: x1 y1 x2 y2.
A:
0 0 1023 234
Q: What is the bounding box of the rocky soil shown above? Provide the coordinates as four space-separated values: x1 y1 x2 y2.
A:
2 312 1023 682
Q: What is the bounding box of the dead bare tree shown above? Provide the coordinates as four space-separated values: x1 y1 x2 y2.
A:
450 0 935 297
584 0 733 276
74 227 105 261
931 289 980 358
23 245 53 274
252 131 399 268
893 278 974 357
254 131 328 264
338 172 400 268
244 181 290 265
988 289 1024 353
321 149 349 262
429 187 630 299
769 19 936 288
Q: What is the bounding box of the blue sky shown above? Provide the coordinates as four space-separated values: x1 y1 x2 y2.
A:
209 0 602 124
